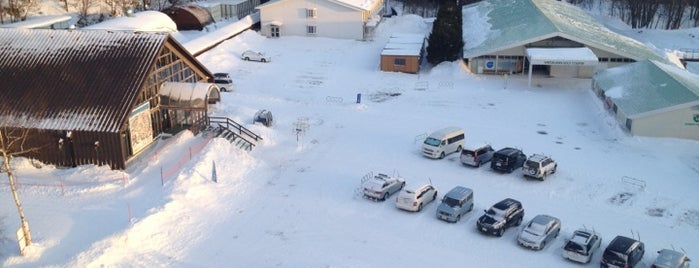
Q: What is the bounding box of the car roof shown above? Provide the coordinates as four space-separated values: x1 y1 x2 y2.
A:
465 144 491 151
493 198 520 209
531 214 557 224
527 154 550 162
655 249 687 266
445 186 472 198
495 147 521 156
608 236 641 254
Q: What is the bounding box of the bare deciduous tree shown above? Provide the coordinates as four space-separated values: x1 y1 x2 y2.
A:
0 127 42 254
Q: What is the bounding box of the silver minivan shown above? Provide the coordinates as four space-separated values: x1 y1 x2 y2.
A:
436 186 474 223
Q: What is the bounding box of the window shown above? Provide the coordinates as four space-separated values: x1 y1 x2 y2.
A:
394 58 406 66
306 8 317 18
306 25 317 34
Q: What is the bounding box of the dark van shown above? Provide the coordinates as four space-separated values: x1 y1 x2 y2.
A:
490 147 526 173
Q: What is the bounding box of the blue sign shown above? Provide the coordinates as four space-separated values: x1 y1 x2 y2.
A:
485 60 495 69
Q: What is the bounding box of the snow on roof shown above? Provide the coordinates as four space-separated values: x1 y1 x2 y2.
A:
83 11 177 33
182 14 258 55
526 47 598 66
0 15 71 29
258 0 378 11
381 34 425 56
593 60 699 117
462 0 664 62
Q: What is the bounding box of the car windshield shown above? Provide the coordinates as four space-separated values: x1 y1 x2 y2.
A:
525 160 540 168
424 137 441 146
485 208 505 221
564 241 586 253
443 197 460 207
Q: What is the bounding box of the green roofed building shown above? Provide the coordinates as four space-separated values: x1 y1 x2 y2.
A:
592 60 699 140
462 0 665 84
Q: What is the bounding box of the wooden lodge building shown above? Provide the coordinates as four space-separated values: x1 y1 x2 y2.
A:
0 28 221 170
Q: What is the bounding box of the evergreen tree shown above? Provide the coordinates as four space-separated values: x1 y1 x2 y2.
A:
426 0 464 64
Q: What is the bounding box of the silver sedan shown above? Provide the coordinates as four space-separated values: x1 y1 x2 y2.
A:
517 214 561 250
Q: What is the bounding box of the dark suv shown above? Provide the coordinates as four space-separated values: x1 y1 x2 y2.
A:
601 236 645 268
491 147 527 173
476 198 524 236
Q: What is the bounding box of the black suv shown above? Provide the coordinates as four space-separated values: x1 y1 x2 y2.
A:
476 198 524 236
601 236 645 268
491 147 526 173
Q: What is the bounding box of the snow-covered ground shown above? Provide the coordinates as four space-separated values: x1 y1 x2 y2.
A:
1 12 699 268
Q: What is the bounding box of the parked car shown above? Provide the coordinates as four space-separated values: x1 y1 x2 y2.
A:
214 77 234 92
476 198 524 236
241 50 271 62
213 72 230 79
517 214 561 250
652 249 691 268
460 144 495 167
395 184 438 212
522 154 557 180
362 173 405 201
491 147 526 173
422 127 465 159
436 186 474 223
601 236 645 268
562 228 602 264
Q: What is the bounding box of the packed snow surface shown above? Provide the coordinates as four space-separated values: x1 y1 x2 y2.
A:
1 12 699 268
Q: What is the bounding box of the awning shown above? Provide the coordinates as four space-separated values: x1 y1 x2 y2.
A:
262 20 283 26
526 47 599 86
160 82 220 109
526 47 599 66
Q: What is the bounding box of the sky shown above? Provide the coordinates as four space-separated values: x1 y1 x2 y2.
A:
1 4 699 268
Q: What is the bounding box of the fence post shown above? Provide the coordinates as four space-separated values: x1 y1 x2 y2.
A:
59 176 65 196
160 166 164 186
127 202 132 224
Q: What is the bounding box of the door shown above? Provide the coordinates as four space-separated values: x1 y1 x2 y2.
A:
270 25 280 37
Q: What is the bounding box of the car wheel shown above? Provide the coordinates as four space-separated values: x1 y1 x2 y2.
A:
540 241 546 250
515 217 522 226
456 215 461 223
552 165 557 173
417 203 423 212
439 152 445 159
244 57 250 61
456 145 462 153
400 182 405 189
497 228 504 237
382 193 388 201
261 58 267 62
468 203 474 212
433 192 437 201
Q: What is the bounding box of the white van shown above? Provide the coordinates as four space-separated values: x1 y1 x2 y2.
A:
422 127 465 159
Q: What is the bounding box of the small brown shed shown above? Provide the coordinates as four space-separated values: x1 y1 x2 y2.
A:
161 4 215 31
380 34 426 74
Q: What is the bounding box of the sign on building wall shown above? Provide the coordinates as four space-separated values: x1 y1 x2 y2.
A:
129 102 154 154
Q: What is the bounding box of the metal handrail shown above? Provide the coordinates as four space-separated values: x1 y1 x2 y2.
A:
208 116 263 142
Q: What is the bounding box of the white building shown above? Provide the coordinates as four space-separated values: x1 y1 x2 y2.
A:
256 0 383 40
461 0 665 79
593 60 699 141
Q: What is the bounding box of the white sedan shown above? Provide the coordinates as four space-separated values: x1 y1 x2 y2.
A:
362 173 405 201
241 50 271 62
395 184 438 212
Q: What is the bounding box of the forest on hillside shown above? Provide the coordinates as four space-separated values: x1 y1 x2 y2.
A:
3 0 699 29
399 0 699 29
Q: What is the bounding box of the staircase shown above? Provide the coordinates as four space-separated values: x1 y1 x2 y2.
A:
194 116 263 151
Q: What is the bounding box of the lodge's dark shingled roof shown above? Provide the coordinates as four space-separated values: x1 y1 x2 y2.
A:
0 28 167 133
